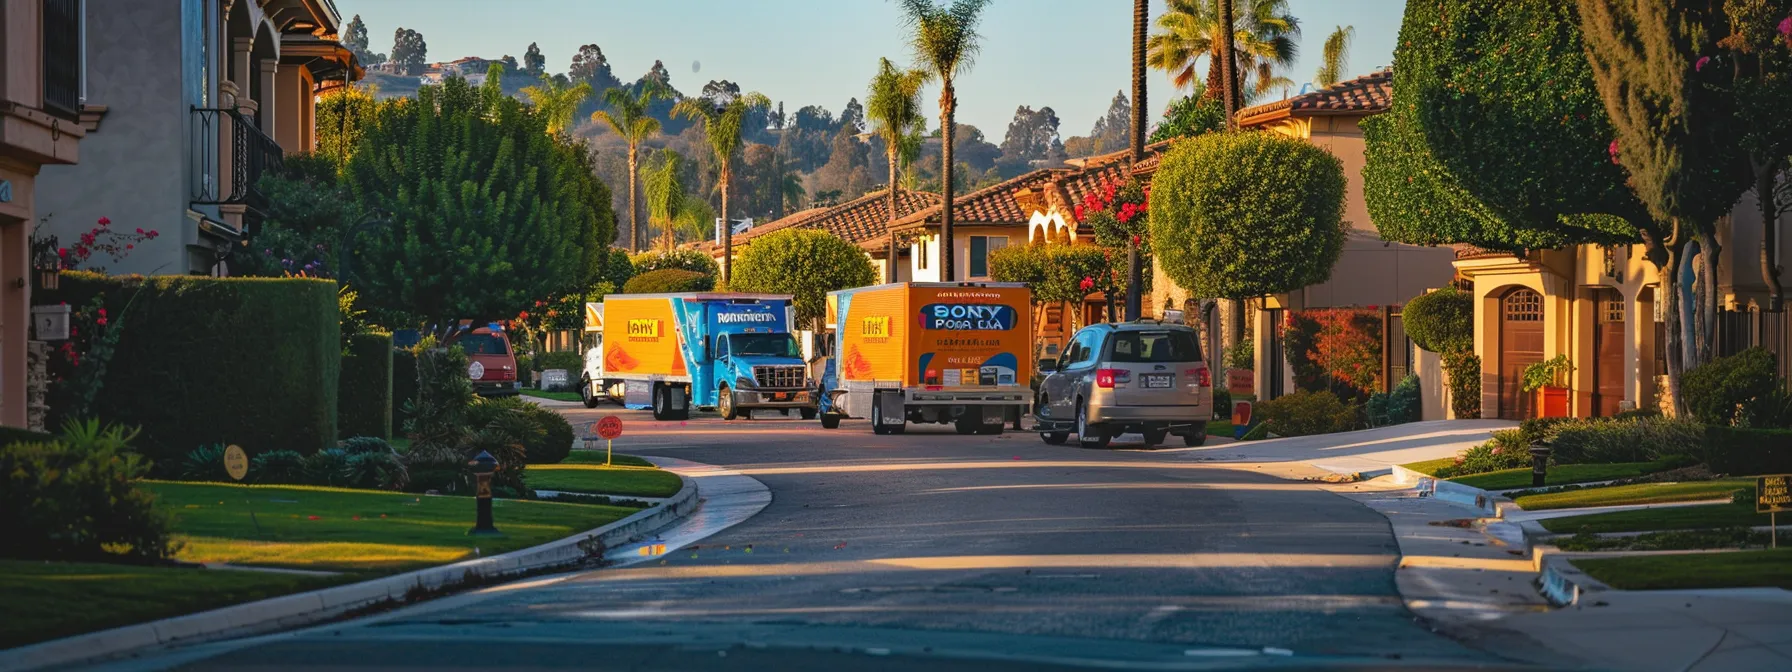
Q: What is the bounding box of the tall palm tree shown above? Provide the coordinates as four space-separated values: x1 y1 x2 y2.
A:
593 84 669 253
644 149 686 252
520 77 593 135
900 0 990 283
780 170 806 214
672 91 773 284
867 57 930 283
1127 0 1149 319
1147 0 1300 105
1314 25 1355 88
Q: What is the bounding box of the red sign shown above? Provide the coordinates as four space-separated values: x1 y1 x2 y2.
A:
595 415 623 440
1227 368 1255 395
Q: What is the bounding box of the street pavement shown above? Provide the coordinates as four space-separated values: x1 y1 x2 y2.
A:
96 408 1532 670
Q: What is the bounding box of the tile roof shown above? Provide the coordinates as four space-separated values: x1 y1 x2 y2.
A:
702 188 941 256
1237 68 1393 127
889 170 1064 231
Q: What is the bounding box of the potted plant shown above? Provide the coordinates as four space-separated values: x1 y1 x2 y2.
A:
1521 355 1574 418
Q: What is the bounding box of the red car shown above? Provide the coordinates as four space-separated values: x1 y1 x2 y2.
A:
451 327 520 397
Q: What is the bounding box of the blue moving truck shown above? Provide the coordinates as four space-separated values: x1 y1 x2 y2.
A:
599 292 816 421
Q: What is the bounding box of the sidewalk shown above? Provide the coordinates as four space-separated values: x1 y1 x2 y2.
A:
1171 419 1515 477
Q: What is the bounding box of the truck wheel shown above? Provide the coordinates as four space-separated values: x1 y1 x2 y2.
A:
820 414 841 429
1142 429 1168 447
651 385 671 421
872 396 890 435
954 415 978 435
719 386 739 420
801 407 817 420
979 421 1005 436
1076 401 1111 449
581 379 600 409
1041 431 1069 445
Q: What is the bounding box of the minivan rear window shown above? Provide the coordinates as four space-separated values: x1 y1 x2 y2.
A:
455 333 509 355
1106 330 1200 363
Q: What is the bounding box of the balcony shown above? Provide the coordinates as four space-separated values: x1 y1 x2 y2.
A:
190 106 284 218
41 0 82 120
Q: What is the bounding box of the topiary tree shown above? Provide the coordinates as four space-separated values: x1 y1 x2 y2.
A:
622 268 714 294
1150 131 1346 301
1402 287 1474 355
629 248 719 278
728 229 876 330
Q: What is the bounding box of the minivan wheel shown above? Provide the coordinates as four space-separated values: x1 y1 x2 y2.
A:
1142 429 1168 447
1183 431 1208 447
1077 402 1111 449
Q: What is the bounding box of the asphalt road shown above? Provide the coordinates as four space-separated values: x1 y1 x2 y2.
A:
133 405 1512 671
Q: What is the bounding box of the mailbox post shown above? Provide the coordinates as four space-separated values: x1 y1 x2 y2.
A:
1529 439 1553 488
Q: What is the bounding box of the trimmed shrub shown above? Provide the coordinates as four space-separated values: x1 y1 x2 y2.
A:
342 451 408 490
1441 350 1482 419
392 347 419 432
339 332 394 439
1703 426 1792 476
1436 430 1532 477
43 272 340 468
1 421 173 561
304 448 352 487
1549 417 1704 464
1681 347 1779 426
522 403 574 464
629 249 719 277
250 449 308 483
1223 337 1254 371
0 426 55 447
1402 287 1473 354
339 436 394 455
1367 375 1421 426
622 268 713 294
180 444 231 482
1256 390 1358 437
536 351 582 373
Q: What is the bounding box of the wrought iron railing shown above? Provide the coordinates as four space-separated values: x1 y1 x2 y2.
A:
190 106 284 207
41 0 82 120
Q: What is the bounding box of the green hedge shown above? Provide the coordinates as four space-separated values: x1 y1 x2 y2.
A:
1704 426 1792 476
44 272 340 466
622 268 713 293
536 350 582 372
0 426 55 447
392 347 419 432
339 333 393 439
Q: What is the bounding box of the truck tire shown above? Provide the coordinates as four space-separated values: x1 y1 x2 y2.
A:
651 385 671 421
1040 431 1069 445
871 395 890 435
1076 401 1111 449
580 378 600 409
719 386 740 420
801 407 817 420
820 413 841 429
1183 430 1207 447
954 415 978 435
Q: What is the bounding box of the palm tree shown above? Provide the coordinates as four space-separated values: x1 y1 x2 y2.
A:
672 91 773 284
1314 25 1354 88
780 170 806 214
1127 0 1149 318
867 57 930 283
1147 0 1300 105
593 84 669 253
520 77 593 135
899 0 990 283
644 149 687 252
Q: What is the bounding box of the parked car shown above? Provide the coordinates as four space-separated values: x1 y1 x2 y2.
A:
450 326 520 397
1033 321 1211 448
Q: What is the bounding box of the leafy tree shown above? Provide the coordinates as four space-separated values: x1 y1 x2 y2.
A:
989 243 1117 331
729 229 876 330
342 15 384 66
521 77 593 135
997 105 1065 175
867 57 930 282
811 125 876 202
1147 95 1224 142
673 90 774 283
701 79 742 107
1402 286 1473 354
901 0 991 282
643 149 691 250
593 83 670 252
1085 91 1131 156
1148 0 1300 101
523 42 546 78
1720 0 1792 312
315 85 379 168
390 27 427 76
793 105 835 132
839 97 866 133
1314 25 1353 87
568 44 621 92
342 68 611 326
1150 131 1345 300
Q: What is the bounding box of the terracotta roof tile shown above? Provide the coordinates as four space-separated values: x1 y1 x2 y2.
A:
1237 68 1393 127
890 170 1063 231
705 188 941 255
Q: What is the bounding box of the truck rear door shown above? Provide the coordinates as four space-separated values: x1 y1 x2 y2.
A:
1103 329 1206 407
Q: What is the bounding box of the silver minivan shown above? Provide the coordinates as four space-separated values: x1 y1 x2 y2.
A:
1033 321 1212 448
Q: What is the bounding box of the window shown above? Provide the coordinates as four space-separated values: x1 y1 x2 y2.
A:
1503 289 1542 321
714 334 730 358
969 235 1009 278
731 333 800 358
915 237 929 270
1107 330 1202 363
454 333 509 355
1065 328 1104 368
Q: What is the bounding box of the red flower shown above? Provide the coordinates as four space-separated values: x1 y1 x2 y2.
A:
1608 139 1622 165
1073 204 1084 221
1132 234 1141 246
136 228 144 234
1695 56 1711 72
1079 277 1095 291
97 216 110 227
57 248 68 257
96 316 107 326
125 244 133 250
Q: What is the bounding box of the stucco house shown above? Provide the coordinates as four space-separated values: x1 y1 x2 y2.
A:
34 0 361 277
704 188 941 282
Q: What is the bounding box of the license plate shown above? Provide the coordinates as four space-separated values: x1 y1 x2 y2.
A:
1142 374 1172 389
772 393 792 401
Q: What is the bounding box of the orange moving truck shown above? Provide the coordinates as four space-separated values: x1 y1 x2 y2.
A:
818 282 1031 434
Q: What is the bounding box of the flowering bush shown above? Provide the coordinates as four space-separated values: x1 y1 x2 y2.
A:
1285 307 1383 398
47 296 123 422
33 215 158 274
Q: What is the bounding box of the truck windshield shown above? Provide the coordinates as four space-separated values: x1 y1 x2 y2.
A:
729 333 800 358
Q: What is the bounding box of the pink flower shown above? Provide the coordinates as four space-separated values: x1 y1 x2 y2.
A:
1779 15 1791 37
57 248 68 257
1609 139 1622 165
136 228 144 234
97 216 110 227
1695 56 1711 72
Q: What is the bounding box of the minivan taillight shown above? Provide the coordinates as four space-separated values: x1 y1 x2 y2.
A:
1188 366 1211 387
1096 368 1130 388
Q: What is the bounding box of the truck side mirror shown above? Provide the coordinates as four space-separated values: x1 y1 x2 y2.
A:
1037 358 1058 373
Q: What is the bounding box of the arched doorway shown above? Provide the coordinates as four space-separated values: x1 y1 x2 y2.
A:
1590 288 1625 416
1499 288 1545 419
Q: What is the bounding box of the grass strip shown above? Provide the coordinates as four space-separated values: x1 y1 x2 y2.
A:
526 464 683 498
1574 549 1792 590
1512 479 1751 511
521 389 582 402
1449 461 1672 491
1400 458 1458 477
1540 503 1778 534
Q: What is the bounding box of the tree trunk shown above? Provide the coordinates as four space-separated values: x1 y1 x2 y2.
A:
1759 157 1784 313
721 164 732 286
627 144 640 253
1127 0 1147 319
940 81 957 283
1659 235 1687 417
1217 0 1238 129
1693 225 1721 368
888 151 901 284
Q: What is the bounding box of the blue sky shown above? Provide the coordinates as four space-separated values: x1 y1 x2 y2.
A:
335 0 1404 137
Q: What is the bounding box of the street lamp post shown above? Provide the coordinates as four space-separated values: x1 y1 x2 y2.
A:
1529 439 1553 488
468 450 501 536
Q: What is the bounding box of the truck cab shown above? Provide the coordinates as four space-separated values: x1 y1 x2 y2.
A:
711 329 814 420
600 293 816 421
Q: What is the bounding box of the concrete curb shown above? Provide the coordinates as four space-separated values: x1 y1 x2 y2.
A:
0 476 702 672
1396 466 1503 518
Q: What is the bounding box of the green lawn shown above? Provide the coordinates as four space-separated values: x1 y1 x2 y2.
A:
1449 461 1672 491
1512 479 1752 511
1575 549 1792 591
0 559 349 649
1205 419 1232 438
1401 458 1458 477
527 462 683 498
521 389 581 402
1540 503 1778 534
146 481 633 572
564 451 656 468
